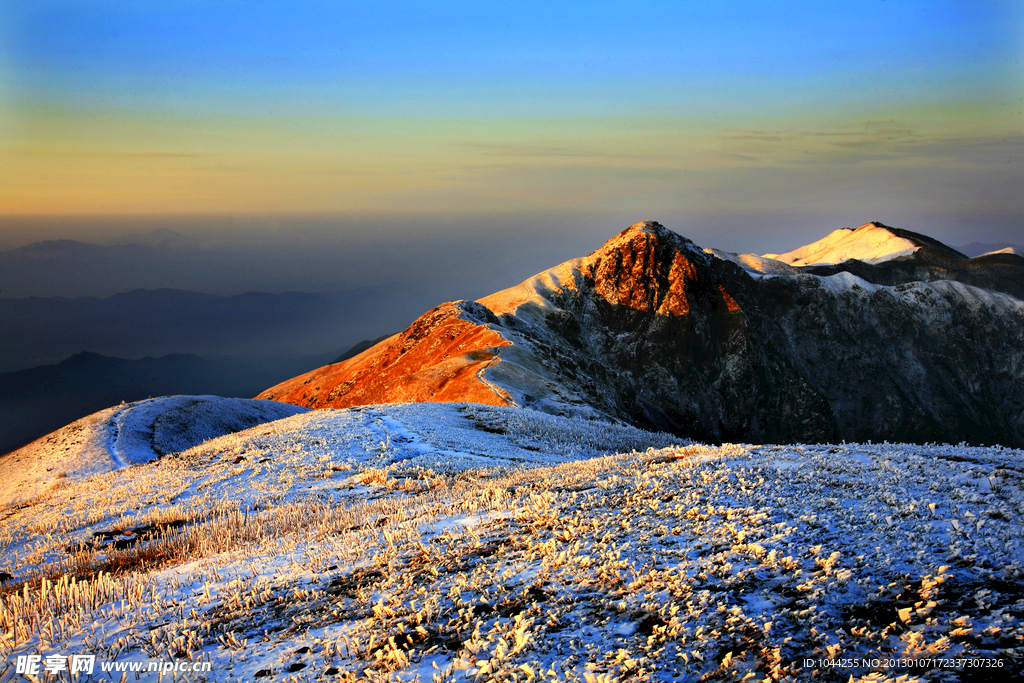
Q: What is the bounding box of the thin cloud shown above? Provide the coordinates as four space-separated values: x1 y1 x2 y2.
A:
717 121 1016 168
3 148 211 158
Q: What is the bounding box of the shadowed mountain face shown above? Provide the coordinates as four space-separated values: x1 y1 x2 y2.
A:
260 221 1024 446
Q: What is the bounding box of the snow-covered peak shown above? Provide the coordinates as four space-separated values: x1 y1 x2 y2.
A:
980 246 1024 258
764 222 921 266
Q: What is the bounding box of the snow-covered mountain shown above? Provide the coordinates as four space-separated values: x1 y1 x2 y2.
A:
981 246 1024 258
261 221 1024 447
763 221 965 266
957 241 1024 258
758 223 1024 300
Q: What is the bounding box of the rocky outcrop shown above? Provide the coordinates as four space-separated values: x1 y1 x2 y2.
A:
474 223 838 444
260 221 1024 447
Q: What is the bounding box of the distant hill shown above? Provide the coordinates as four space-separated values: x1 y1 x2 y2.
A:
331 335 393 364
106 227 197 249
750 222 1024 300
0 238 218 298
764 221 966 266
957 241 1024 258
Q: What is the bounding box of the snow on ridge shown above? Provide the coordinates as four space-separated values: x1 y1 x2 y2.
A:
478 259 580 317
703 247 802 275
862 245 919 264
806 268 1024 313
765 223 920 266
980 246 1024 258
0 395 306 507
1 402 685 571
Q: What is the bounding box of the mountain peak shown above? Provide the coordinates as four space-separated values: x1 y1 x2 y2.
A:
622 219 670 236
603 220 702 256
260 218 1024 446
478 220 715 319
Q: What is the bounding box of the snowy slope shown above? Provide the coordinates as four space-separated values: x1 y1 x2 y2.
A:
0 395 307 507
0 405 1021 681
763 223 921 266
981 246 1024 258
958 242 1024 258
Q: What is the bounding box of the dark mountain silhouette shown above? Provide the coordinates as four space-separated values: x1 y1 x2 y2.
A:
331 335 393 364
0 287 428 373
106 228 196 249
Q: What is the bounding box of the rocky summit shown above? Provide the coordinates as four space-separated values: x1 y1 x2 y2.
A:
259 221 1024 447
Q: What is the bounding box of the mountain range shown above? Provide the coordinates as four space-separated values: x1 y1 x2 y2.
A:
2 219 1022 680
260 221 1024 447
0 287 431 373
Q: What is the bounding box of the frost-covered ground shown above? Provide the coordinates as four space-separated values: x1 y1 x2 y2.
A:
1 402 1022 682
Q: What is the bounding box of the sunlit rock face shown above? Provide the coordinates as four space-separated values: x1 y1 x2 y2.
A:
261 221 1024 447
257 300 514 409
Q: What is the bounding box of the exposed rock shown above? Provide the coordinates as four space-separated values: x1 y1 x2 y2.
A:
475 222 838 444
722 267 1024 446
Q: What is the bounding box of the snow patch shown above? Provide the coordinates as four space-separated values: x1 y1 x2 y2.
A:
765 223 920 266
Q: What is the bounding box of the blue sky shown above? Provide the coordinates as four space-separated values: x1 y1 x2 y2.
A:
10 1 1017 115
1 0 1021 253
